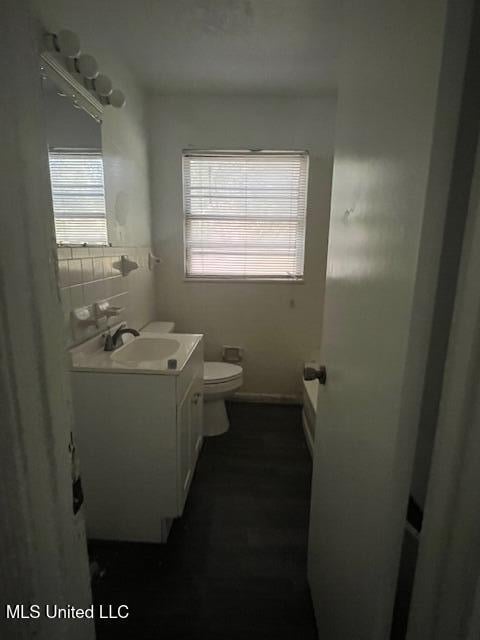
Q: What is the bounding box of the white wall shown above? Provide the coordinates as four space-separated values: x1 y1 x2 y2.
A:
100 56 152 247
44 84 101 149
149 95 336 397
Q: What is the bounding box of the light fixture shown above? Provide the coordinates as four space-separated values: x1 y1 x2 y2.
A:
49 29 81 58
109 89 126 108
43 29 126 111
94 74 112 97
74 54 99 79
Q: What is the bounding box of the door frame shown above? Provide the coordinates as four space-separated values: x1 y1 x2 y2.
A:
307 1 475 638
407 135 480 639
0 2 93 639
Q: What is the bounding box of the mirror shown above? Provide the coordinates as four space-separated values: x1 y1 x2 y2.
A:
41 74 108 246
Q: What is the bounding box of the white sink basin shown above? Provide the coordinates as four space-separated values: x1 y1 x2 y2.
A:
70 331 202 375
112 337 181 364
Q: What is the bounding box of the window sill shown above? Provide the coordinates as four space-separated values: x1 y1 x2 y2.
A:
56 243 110 248
183 277 305 284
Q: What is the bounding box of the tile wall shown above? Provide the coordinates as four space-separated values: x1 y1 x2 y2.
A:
57 246 157 347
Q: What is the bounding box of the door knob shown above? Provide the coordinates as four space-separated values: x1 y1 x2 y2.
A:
303 363 327 385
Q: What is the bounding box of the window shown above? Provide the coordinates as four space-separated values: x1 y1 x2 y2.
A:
183 150 309 281
48 148 108 245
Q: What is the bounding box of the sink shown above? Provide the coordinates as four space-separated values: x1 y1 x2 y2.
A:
70 331 202 374
111 337 181 364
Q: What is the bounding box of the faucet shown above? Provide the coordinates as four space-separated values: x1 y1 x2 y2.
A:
104 324 140 351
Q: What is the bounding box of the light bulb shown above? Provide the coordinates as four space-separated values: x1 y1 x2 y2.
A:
94 74 112 97
54 30 81 58
109 89 126 108
75 54 99 79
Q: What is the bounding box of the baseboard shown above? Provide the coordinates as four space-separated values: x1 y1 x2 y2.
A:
302 410 314 457
231 392 302 405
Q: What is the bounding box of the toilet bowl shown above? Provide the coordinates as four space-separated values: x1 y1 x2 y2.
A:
203 362 243 436
142 321 243 436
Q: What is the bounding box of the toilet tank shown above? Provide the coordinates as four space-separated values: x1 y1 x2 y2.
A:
142 321 175 333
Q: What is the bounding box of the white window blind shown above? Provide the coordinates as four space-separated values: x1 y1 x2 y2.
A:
183 151 309 280
48 148 108 245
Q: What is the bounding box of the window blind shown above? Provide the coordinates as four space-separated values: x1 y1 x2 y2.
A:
48 148 108 245
183 151 309 280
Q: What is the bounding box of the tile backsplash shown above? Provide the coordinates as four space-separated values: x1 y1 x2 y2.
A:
57 246 157 347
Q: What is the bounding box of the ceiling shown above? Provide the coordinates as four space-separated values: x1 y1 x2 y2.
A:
36 0 342 95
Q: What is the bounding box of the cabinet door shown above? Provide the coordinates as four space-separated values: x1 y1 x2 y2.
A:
190 385 203 464
177 387 192 514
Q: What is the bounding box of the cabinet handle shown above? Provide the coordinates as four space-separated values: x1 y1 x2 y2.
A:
192 392 201 405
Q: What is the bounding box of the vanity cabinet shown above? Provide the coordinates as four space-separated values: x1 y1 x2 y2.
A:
177 389 192 510
177 381 204 512
191 387 204 463
71 338 203 543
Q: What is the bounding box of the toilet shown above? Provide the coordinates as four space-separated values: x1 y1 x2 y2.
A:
142 321 243 436
203 362 243 436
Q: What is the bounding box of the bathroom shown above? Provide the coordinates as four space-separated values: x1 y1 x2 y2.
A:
2 1 480 639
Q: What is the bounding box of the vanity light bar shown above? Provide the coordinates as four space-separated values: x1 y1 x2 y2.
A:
43 29 126 111
40 51 103 122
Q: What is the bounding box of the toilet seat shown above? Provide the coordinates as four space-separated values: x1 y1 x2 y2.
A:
203 362 243 385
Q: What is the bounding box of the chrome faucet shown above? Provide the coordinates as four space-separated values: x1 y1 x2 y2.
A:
104 324 140 351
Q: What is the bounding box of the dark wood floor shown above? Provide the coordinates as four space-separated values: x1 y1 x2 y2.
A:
89 402 317 640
